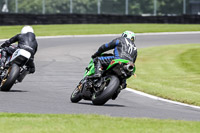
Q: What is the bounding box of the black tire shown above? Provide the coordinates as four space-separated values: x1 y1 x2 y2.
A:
70 85 82 103
92 75 120 105
0 64 20 91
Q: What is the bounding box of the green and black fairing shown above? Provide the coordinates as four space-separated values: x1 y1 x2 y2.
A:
71 56 136 105
84 58 136 79
84 59 95 77
106 59 135 79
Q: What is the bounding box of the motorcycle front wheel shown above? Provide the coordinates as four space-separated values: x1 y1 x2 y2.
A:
0 63 20 91
70 83 83 103
92 75 120 105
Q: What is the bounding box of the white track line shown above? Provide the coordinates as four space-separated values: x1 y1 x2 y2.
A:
1 31 200 41
125 88 200 110
136 31 200 35
36 31 200 39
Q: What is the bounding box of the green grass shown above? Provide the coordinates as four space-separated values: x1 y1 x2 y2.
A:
0 24 200 39
0 25 199 131
0 113 199 133
128 44 200 106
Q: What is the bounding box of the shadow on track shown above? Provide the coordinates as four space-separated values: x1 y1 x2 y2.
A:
78 102 126 107
7 90 28 92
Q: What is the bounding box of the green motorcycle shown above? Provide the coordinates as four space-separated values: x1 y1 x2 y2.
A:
70 54 136 105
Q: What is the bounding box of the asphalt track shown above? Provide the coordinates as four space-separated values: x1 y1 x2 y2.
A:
0 32 200 121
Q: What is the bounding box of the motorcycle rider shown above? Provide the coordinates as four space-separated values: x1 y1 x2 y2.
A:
0 25 38 74
90 31 137 81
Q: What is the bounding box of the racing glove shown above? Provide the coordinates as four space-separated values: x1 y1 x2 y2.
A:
0 41 9 48
0 43 5 49
91 52 99 59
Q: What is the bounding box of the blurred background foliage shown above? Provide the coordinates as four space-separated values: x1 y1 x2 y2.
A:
0 0 198 15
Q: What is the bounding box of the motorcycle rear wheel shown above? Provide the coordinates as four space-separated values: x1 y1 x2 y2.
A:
92 75 120 105
0 64 20 91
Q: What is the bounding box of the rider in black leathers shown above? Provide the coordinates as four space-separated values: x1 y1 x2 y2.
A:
0 26 38 73
91 31 137 79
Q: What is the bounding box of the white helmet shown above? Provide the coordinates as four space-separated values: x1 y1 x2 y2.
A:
21 26 34 34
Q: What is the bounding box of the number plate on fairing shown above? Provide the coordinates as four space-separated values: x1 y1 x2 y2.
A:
10 49 31 62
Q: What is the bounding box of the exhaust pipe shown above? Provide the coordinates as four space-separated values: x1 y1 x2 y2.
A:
124 64 134 72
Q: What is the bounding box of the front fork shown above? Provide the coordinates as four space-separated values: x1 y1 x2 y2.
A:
77 78 93 100
0 67 11 86
80 77 105 100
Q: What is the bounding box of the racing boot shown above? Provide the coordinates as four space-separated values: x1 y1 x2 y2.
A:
88 60 102 79
0 61 4 70
0 57 6 71
0 51 7 71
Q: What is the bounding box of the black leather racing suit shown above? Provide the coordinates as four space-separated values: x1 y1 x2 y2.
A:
93 36 137 67
1 32 38 73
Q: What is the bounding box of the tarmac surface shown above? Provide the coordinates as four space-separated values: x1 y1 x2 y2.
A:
0 32 200 121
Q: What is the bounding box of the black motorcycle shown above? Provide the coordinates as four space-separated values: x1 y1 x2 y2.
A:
0 48 31 91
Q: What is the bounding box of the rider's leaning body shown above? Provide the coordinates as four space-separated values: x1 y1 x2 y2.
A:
91 31 137 78
0 26 38 73
2 32 38 55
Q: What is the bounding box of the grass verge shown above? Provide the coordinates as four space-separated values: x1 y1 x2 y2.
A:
0 113 200 133
128 44 200 106
0 24 200 39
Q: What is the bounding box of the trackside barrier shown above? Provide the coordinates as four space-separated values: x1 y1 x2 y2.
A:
0 13 200 25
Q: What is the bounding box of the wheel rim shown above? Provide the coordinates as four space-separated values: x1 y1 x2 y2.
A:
0 67 11 87
72 88 79 98
101 76 111 91
72 84 82 98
